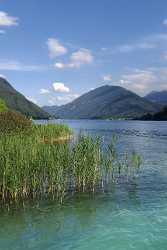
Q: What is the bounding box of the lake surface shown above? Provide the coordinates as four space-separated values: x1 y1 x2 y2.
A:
1 120 167 250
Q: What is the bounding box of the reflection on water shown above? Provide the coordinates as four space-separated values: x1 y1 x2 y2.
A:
1 120 167 250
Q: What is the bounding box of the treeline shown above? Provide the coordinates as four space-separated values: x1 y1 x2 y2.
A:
139 106 167 121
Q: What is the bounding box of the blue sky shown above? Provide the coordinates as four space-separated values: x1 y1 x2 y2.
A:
1 0 167 106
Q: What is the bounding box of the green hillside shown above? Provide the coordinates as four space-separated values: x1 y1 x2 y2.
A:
0 98 8 112
0 77 49 119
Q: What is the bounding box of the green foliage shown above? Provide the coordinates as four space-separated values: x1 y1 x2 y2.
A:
0 132 141 203
0 110 32 135
72 136 102 191
33 124 72 143
0 98 8 112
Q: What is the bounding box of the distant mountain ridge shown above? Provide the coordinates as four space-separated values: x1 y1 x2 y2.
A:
0 77 49 119
145 90 167 105
43 85 160 119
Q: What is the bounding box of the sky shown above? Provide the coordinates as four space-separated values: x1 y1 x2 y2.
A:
1 0 167 106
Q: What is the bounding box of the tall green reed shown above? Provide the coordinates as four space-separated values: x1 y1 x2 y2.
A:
0 127 141 204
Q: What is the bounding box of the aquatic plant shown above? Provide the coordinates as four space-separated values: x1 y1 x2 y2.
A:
32 124 72 143
0 131 141 204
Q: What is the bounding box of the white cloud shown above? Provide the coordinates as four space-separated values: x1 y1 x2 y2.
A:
119 69 156 94
54 48 93 69
116 42 156 53
47 38 67 58
119 79 129 84
26 96 38 105
0 11 18 26
40 88 50 94
69 49 93 68
57 94 79 102
0 60 47 71
103 74 112 81
122 69 156 84
103 33 167 55
53 82 70 93
54 62 65 69
117 68 167 95
163 19 167 26
54 62 66 69
40 81 79 106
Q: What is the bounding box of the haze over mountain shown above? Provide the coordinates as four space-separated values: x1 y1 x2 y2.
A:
0 77 49 119
145 90 167 105
43 85 159 119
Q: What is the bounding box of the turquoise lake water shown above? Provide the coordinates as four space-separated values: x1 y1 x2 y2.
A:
0 120 167 250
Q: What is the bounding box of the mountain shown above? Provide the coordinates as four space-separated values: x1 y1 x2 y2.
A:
43 85 160 119
139 106 167 121
43 105 59 117
145 90 167 105
0 77 49 119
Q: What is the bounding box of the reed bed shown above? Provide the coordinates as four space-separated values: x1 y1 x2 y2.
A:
32 124 72 143
0 125 141 203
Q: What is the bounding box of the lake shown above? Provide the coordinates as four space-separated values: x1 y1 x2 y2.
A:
0 120 167 250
